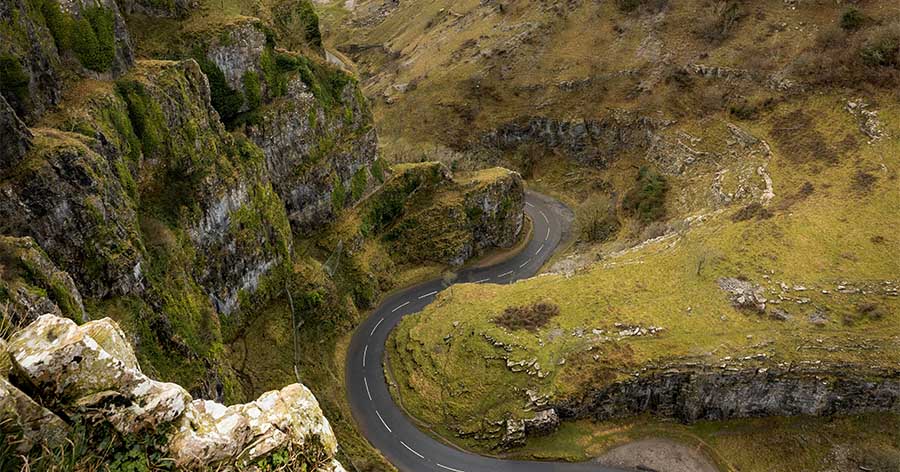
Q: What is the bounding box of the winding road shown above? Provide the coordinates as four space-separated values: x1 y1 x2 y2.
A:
345 191 627 472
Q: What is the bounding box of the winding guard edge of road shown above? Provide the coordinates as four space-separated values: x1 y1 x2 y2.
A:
345 191 626 472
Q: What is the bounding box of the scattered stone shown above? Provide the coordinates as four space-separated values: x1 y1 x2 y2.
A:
809 311 828 326
718 277 767 313
769 308 791 321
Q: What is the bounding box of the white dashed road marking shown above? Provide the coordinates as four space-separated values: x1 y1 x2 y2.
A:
364 377 372 401
526 202 534 207
474 278 490 283
536 244 544 255
499 270 513 278
391 301 410 313
418 290 438 299
437 464 465 472
539 210 549 224
545 226 550 241
400 440 425 459
362 345 368 367
370 317 385 336
519 259 531 268
376 410 392 433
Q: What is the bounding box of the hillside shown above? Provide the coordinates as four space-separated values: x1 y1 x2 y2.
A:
314 0 900 469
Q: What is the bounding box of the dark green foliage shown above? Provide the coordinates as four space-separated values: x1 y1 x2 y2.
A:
38 0 71 51
622 166 668 223
242 70 262 110
841 8 865 31
0 54 30 115
260 49 289 98
33 1 116 72
296 0 322 49
270 50 352 108
196 56 244 126
350 167 368 201
861 31 900 67
116 80 164 156
370 158 385 183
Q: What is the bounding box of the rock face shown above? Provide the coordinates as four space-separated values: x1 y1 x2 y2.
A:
0 95 33 171
1 315 345 471
0 0 64 122
247 68 379 233
368 163 525 266
554 365 900 424
481 111 664 168
0 235 88 326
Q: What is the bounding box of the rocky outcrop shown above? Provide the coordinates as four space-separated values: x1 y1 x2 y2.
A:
0 94 33 172
500 408 560 449
554 364 900 424
1 314 345 471
0 0 64 122
370 163 525 266
0 235 88 326
247 69 379 233
481 111 665 168
0 127 147 298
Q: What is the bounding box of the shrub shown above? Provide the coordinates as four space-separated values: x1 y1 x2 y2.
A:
370 158 385 183
860 26 900 67
38 0 72 50
694 0 746 43
116 80 164 156
196 56 244 126
69 7 116 72
331 174 346 213
242 71 261 110
0 54 30 115
350 167 368 201
841 8 865 32
622 167 668 224
578 196 620 243
493 301 560 331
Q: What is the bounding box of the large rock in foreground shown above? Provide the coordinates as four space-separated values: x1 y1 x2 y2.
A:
1 315 344 471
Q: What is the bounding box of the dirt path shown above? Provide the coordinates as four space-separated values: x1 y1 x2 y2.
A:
596 438 720 472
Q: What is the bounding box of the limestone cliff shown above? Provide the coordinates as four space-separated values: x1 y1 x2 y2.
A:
1 314 345 471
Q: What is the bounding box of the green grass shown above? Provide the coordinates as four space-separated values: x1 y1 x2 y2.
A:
387 93 900 453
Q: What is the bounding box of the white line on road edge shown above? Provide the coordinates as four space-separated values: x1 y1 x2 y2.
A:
499 270 513 278
364 377 372 401
376 410 392 433
519 259 531 268
536 244 544 255
545 226 550 241
539 210 549 224
370 317 385 336
436 464 465 472
391 301 410 313
362 345 368 367
400 440 425 459
525 202 535 207
474 278 490 283
418 290 438 299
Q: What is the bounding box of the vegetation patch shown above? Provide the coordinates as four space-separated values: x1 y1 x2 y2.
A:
622 166 668 224
493 301 560 332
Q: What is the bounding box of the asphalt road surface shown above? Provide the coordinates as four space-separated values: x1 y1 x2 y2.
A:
346 191 627 472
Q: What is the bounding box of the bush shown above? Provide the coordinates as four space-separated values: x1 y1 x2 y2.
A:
841 8 865 32
0 54 30 115
616 0 667 14
622 167 668 224
860 26 900 67
578 196 620 243
331 174 346 213
196 56 244 126
116 80 164 156
493 301 560 331
242 71 261 110
693 0 745 43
